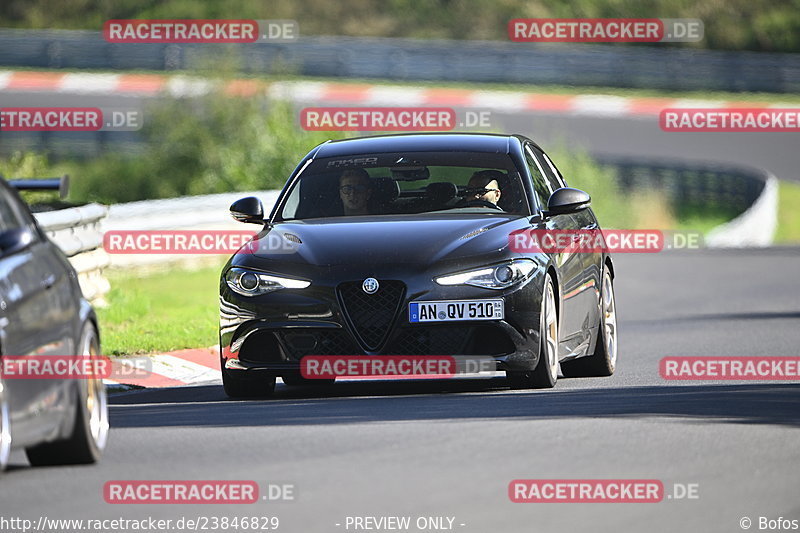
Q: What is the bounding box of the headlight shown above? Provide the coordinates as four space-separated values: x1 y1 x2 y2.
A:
435 259 538 289
225 267 310 296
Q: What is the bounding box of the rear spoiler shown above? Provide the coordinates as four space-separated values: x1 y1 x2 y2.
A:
6 175 70 199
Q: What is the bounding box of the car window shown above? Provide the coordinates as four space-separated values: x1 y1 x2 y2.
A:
275 151 529 220
281 183 301 219
524 147 551 211
529 145 566 191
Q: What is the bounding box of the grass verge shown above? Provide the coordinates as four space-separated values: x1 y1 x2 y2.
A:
98 262 225 355
775 180 800 243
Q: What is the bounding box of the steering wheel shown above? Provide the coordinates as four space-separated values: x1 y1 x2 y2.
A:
461 199 504 210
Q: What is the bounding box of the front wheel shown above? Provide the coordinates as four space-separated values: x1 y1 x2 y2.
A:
561 267 617 377
26 321 109 466
507 274 559 389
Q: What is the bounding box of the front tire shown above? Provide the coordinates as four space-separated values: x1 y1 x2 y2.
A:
561 267 617 377
26 322 109 466
508 274 559 389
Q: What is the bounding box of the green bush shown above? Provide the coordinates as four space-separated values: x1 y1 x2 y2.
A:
2 0 799 52
0 151 52 178
68 95 347 204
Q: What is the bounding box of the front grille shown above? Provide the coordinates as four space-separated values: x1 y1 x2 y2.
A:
276 330 359 360
337 280 406 351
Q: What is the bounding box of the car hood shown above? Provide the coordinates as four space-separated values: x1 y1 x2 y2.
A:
251 214 529 267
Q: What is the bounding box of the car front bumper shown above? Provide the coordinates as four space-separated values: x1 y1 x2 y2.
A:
219 272 545 377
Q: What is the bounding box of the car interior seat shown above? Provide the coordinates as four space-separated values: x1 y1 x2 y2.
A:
425 182 459 211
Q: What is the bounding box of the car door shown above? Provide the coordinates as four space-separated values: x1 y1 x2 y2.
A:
534 146 602 356
0 184 67 445
523 143 587 357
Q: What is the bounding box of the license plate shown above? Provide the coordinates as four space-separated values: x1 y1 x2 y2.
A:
409 299 504 323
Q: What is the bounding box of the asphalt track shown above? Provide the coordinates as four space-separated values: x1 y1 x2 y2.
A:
1 84 798 531
1 249 798 532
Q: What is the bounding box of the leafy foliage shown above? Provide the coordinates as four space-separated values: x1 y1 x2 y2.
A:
1 0 798 52
66 94 346 204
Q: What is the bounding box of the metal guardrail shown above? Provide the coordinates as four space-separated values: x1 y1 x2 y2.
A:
594 156 777 246
597 156 769 214
706 175 778 247
33 203 111 305
103 189 280 270
1 29 799 93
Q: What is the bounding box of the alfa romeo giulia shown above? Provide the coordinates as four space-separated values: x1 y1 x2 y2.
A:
219 133 617 397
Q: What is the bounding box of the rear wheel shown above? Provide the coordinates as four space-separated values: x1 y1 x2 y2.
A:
561 267 617 377
221 366 276 399
508 274 559 389
26 322 109 466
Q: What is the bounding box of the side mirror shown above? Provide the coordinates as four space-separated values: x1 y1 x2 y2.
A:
545 187 591 216
230 197 264 224
0 227 34 257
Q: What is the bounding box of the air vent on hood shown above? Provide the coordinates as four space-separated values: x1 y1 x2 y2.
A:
283 232 302 244
459 227 489 240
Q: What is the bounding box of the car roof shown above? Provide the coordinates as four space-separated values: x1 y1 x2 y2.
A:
313 133 517 158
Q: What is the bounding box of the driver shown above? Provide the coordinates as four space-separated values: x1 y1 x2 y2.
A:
339 168 373 216
465 170 503 207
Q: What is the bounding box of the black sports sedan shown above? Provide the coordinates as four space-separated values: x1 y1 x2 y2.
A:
219 133 617 397
0 177 108 470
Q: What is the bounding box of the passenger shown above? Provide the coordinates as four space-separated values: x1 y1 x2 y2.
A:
465 170 503 206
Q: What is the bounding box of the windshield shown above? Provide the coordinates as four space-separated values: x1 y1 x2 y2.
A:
275 151 529 221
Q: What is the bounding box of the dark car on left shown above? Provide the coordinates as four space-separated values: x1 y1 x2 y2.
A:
0 176 108 471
